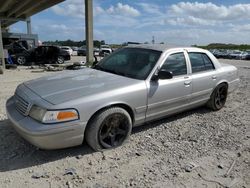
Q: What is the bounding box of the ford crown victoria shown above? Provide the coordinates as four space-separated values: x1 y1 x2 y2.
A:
6 45 239 151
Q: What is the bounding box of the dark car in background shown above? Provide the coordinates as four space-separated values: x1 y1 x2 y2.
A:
10 45 70 65
77 46 99 56
77 46 87 56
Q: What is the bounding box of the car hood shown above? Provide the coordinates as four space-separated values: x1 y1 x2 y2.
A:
24 68 141 105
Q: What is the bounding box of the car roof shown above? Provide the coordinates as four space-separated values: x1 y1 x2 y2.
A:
125 44 204 53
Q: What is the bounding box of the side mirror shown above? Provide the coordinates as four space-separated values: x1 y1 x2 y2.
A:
157 69 173 80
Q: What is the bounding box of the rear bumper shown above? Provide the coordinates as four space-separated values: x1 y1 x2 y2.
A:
228 78 240 93
6 97 86 150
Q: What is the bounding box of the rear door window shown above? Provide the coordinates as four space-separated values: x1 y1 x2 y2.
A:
189 52 215 73
202 54 215 70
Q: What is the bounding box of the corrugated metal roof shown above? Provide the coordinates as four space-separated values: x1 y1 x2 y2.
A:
0 0 65 28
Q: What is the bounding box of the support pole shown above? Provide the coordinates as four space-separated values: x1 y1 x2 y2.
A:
85 0 94 65
0 21 5 74
26 17 32 34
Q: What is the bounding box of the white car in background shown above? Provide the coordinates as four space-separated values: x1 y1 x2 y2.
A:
99 45 113 56
61 46 73 56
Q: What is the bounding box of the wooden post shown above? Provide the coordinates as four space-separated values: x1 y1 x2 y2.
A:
85 0 94 65
0 21 5 74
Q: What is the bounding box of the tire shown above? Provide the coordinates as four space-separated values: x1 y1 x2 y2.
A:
207 83 228 111
85 107 132 151
16 56 26 65
56 56 64 64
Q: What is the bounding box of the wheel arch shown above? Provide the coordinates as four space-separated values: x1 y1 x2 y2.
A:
209 80 229 99
210 80 229 99
84 103 135 134
215 80 229 89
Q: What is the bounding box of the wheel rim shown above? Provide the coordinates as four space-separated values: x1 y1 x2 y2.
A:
99 113 129 148
17 56 25 65
57 56 64 64
215 86 227 109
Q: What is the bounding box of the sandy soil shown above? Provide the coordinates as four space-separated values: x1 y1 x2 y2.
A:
0 58 249 188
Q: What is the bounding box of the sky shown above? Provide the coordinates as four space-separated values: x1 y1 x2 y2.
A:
10 0 250 45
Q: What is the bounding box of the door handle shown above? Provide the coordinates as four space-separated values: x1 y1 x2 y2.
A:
184 81 191 86
212 76 217 80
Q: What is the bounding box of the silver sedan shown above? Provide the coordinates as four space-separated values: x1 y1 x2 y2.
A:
6 45 239 151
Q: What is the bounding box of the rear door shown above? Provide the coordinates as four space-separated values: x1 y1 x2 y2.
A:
146 50 192 121
188 52 217 104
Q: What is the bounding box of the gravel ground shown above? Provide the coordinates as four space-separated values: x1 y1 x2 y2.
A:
0 58 249 188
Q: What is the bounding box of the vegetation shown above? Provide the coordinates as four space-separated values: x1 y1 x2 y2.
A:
194 43 250 50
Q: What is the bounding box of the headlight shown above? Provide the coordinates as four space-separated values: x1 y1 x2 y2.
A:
29 105 79 124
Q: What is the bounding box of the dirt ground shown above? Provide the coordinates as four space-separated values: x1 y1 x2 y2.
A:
0 57 249 188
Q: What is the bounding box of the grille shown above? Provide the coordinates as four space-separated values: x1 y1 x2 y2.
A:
14 94 30 116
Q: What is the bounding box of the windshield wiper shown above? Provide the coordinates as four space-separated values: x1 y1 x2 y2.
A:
93 65 133 78
93 65 121 75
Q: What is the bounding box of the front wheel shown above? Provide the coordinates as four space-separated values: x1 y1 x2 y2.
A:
16 56 26 65
85 107 132 151
207 83 228 111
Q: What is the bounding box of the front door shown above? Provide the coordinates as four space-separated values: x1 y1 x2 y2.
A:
146 51 192 121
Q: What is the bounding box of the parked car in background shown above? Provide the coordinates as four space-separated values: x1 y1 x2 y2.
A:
5 40 30 54
94 47 100 55
77 46 87 56
11 45 70 65
5 40 32 65
60 46 73 56
71 47 78 51
77 46 99 56
245 51 250 60
213 49 230 59
229 51 248 60
240 52 248 60
6 45 239 151
99 45 112 56
71 47 78 56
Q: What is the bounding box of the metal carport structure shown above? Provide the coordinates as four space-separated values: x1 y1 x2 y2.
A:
0 0 94 73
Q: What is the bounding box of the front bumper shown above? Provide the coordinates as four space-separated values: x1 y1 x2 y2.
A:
6 97 86 150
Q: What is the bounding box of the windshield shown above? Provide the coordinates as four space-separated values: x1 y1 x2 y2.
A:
93 48 162 80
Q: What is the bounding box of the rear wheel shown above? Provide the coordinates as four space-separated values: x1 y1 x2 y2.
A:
207 83 228 111
85 107 132 151
16 56 26 65
56 56 64 64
